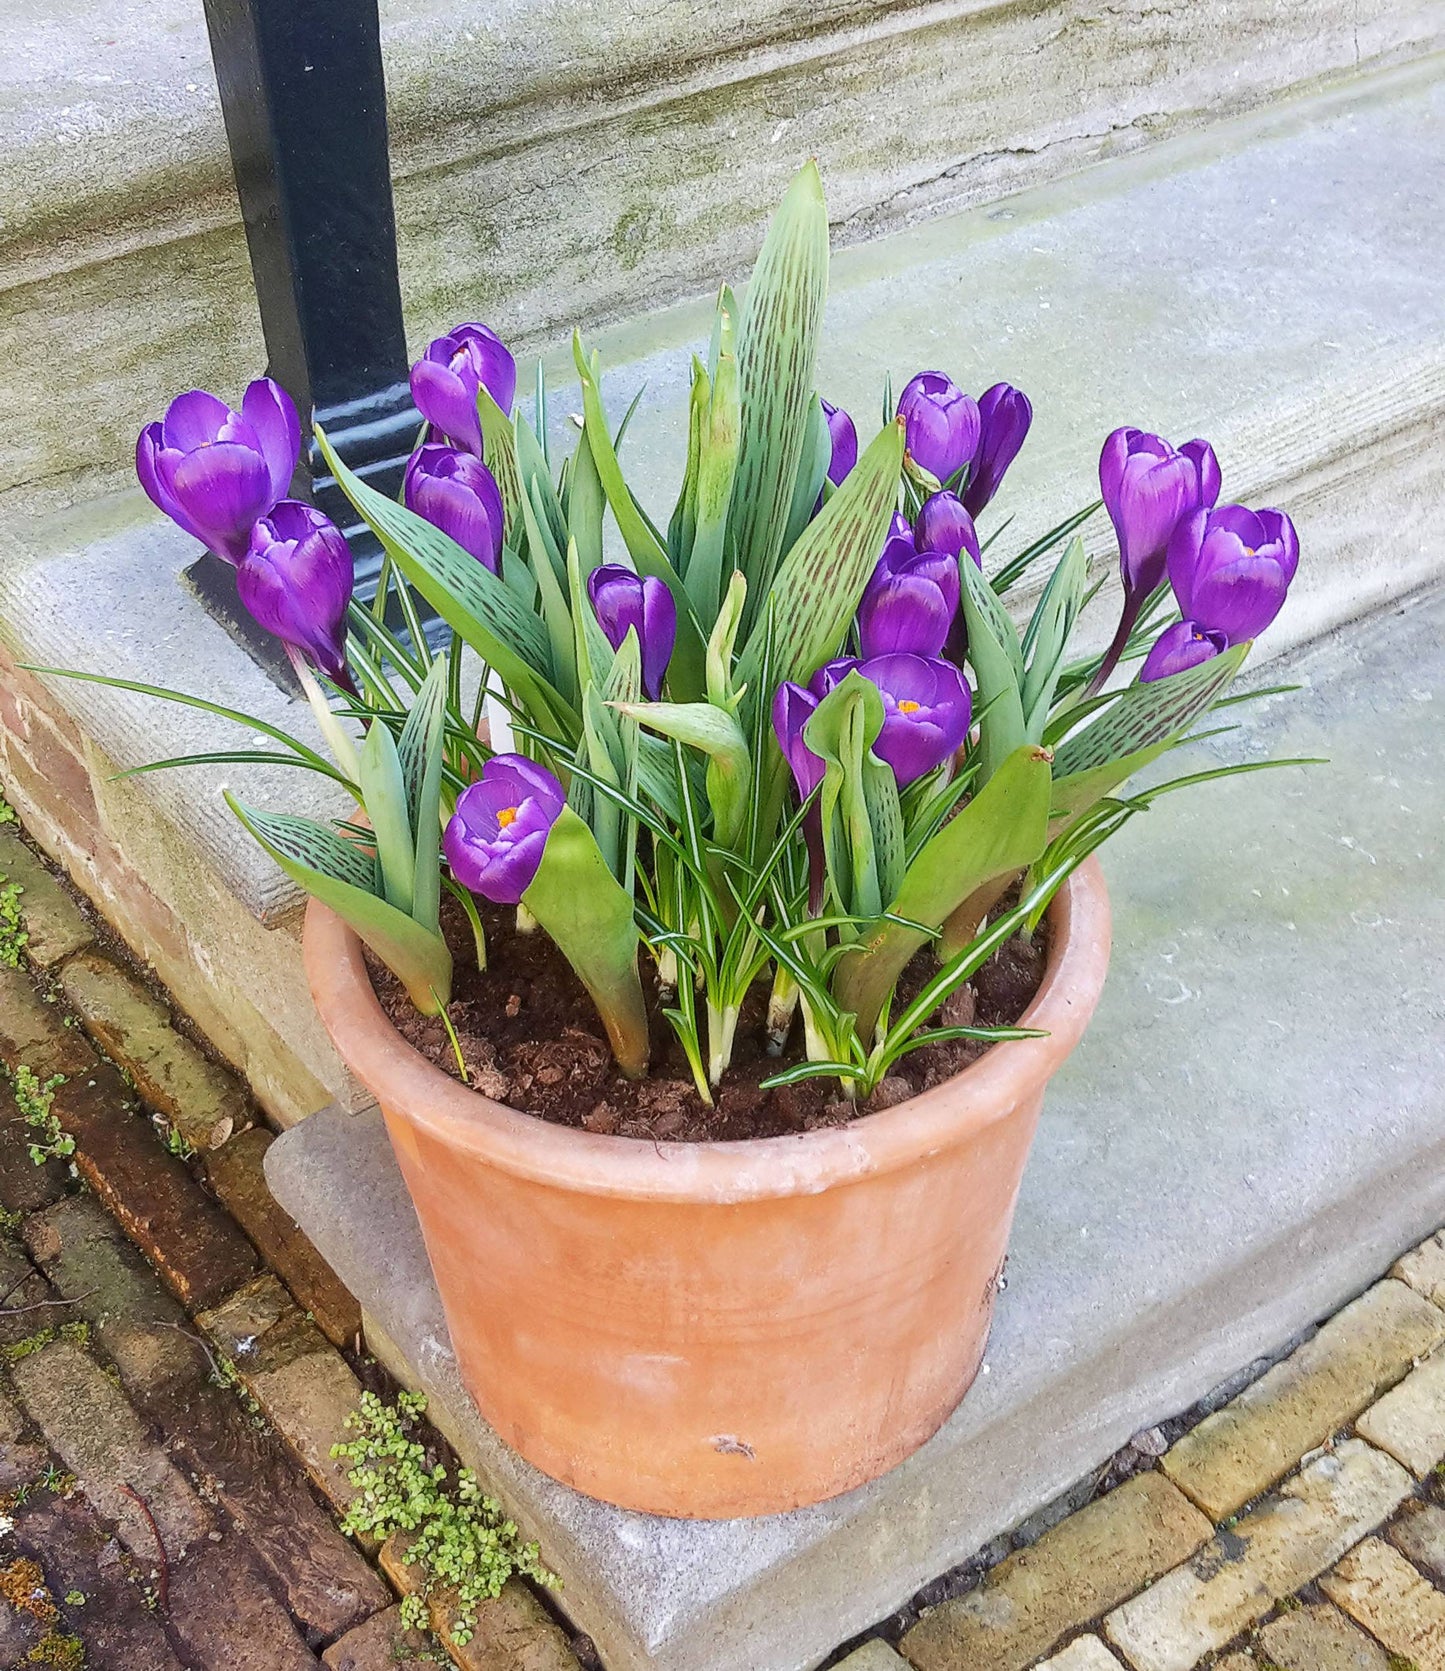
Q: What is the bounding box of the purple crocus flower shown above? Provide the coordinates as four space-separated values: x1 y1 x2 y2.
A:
1099 427 1221 602
404 444 506 573
1167 504 1300 643
820 399 858 487
443 755 565 906
772 683 824 799
854 653 972 786
136 379 300 564
963 383 1032 518
587 564 677 698
915 491 982 568
897 372 981 485
237 501 354 687
857 535 960 659
1139 619 1229 683
1090 427 1221 693
409 324 517 458
887 510 915 548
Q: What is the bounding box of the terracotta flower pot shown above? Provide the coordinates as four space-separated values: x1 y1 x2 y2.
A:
304 859 1111 1518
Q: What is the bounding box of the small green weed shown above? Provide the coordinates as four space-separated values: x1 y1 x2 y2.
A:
10 1067 71 1166
162 1125 197 1161
62 1591 85 1608
331 1390 554 1645
0 878 27 969
0 794 15 825
0 1321 89 1365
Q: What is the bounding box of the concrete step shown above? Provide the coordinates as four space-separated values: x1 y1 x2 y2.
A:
5 1 1443 501
263 578 1445 1671
2 55 1442 1126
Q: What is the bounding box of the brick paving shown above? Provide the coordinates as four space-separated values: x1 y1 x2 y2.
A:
6 808 1445 1671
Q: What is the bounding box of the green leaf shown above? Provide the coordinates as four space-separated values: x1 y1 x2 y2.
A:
522 806 649 1076
1050 642 1250 819
477 385 524 543
686 350 741 622
359 713 415 914
614 700 752 851
833 743 1053 1040
959 551 1027 782
735 417 905 706
573 339 706 697
314 426 573 739
778 393 830 560
519 481 578 707
1020 535 1088 735
226 795 451 1013
397 659 449 935
730 161 830 618
804 671 903 926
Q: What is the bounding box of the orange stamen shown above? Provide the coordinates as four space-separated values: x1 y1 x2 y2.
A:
497 806 519 828
898 699 922 714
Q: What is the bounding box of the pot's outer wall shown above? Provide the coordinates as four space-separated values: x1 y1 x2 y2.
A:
305 860 1111 1519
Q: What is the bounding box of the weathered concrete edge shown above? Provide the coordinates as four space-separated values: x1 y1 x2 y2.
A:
9 1 1442 280
265 1106 1445 1671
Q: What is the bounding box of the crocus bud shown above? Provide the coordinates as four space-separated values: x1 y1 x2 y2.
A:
963 383 1032 518
443 755 565 906
888 510 915 548
854 653 972 786
915 491 982 567
820 399 858 487
404 444 505 573
410 324 517 458
1167 504 1299 643
1139 619 1228 683
1099 428 1219 601
857 535 960 659
136 379 300 564
587 564 677 698
897 372 981 485
771 682 824 798
237 501 354 684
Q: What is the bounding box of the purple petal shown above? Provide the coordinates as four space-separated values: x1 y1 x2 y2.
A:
242 378 303 501
410 359 482 456
162 390 238 451
1139 619 1227 682
169 443 274 563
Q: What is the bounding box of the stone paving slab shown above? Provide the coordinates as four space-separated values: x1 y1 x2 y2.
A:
54 1060 259 1309
11 1490 187 1671
1102 1441 1413 1671
198 1274 366 1512
835 1643 913 1671
1356 1348 1445 1477
0 827 94 967
323 1604 438 1671
269 584 1445 1671
9 1337 214 1562
1319 1535 1445 1666
1036 1641 1126 1671
1390 1498 1445 1586
379 1533 578 1671
1160 1279 1445 1517
59 947 252 1151
165 1533 322 1670
1257 1601 1392 1671
1395 1232 1445 1310
206 1126 361 1348
900 1473 1209 1671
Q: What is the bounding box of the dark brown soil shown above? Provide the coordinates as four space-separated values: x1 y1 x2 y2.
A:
366 897 1048 1143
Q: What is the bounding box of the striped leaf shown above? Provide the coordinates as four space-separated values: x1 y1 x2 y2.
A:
730 162 830 621
736 416 904 703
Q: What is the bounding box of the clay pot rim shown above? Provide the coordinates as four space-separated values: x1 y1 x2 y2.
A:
304 857 1110 1204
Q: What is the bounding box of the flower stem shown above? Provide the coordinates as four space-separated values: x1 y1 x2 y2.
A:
287 645 362 784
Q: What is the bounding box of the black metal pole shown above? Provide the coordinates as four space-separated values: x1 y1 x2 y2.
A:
193 0 419 664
